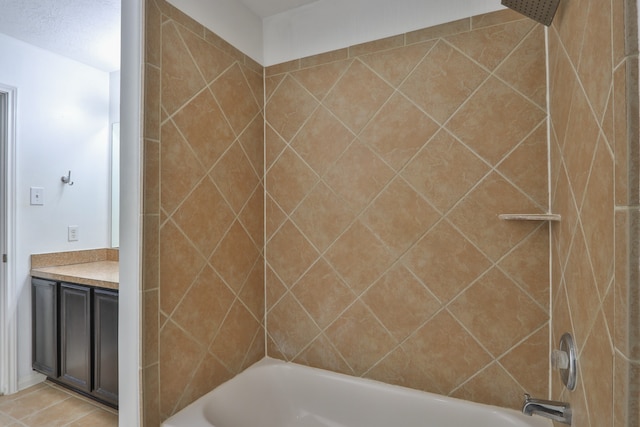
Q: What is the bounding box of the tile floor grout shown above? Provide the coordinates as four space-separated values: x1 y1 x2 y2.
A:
0 381 118 427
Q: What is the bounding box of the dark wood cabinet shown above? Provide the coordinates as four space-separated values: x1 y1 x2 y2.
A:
93 289 118 406
31 278 118 407
31 278 58 378
59 283 92 393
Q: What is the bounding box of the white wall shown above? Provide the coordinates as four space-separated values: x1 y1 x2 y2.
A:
263 0 504 65
109 71 120 248
0 33 111 387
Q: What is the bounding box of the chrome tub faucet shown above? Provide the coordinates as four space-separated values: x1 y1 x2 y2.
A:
522 393 572 425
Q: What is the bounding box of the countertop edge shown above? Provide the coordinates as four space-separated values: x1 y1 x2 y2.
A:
31 261 119 291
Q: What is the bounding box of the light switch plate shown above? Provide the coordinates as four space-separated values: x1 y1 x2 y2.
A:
68 225 79 241
30 187 44 205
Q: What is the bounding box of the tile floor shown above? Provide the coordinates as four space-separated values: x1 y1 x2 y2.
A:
0 381 117 427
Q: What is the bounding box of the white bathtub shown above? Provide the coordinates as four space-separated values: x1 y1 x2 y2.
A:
162 358 551 427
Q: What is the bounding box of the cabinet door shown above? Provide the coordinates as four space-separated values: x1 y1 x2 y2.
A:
59 283 92 393
31 278 58 377
93 289 118 406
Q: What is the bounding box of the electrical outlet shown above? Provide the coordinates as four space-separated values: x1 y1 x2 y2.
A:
68 225 79 242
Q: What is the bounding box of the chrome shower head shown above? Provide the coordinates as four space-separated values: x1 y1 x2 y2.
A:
501 0 561 26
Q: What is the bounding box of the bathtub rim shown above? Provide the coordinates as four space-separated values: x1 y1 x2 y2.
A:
161 356 551 427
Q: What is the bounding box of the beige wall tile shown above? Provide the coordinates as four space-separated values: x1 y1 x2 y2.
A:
267 147 319 213
299 48 349 69
359 94 439 171
209 221 260 293
143 290 159 368
348 35 404 57
210 64 261 136
323 61 394 133
266 76 319 140
471 9 525 29
495 25 547 108
209 142 261 214
172 179 235 257
143 2 638 423
401 41 488 123
402 129 489 212
159 321 205 418
291 60 352 101
447 173 542 261
145 0 162 67
449 268 547 357
498 224 550 309
362 264 440 341
549 0 638 423
578 0 613 120
360 178 439 256
160 22 206 116
451 362 525 409
499 327 549 398
177 25 235 84
496 123 548 209
171 90 235 171
324 301 397 375
401 311 493 394
144 4 265 422
208 301 262 373
266 220 319 286
144 65 161 142
324 220 394 294
292 259 355 329
445 19 535 71
403 220 492 303
267 293 322 359
580 311 615 425
446 77 546 166
159 120 206 215
359 42 434 87
323 141 395 212
264 16 550 410
158 220 206 315
290 182 355 252
142 214 159 291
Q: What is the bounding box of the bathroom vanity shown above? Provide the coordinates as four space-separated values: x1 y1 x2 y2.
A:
30 249 119 408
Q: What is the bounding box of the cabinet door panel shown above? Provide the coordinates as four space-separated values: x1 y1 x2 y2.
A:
93 289 118 405
59 283 91 392
32 278 58 377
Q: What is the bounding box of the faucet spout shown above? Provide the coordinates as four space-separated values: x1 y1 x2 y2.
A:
522 394 572 425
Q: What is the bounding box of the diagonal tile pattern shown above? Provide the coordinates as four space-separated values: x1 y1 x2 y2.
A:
265 9 549 410
142 0 639 424
0 382 118 427
143 0 265 422
548 0 639 425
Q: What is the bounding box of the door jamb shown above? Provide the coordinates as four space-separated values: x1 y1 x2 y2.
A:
0 84 18 395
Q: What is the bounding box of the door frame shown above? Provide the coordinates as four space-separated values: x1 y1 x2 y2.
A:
0 83 17 395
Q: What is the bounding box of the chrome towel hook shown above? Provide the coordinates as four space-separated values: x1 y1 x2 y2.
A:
61 170 74 186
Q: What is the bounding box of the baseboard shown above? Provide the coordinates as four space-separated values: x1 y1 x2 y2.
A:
17 372 45 391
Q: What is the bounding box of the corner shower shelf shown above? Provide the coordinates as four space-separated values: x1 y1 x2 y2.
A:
499 213 561 221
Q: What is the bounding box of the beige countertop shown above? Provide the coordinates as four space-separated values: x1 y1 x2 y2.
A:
31 249 119 290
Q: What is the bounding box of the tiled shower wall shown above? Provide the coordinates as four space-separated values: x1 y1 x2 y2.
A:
140 1 640 425
264 10 550 410
142 0 265 424
548 0 640 426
